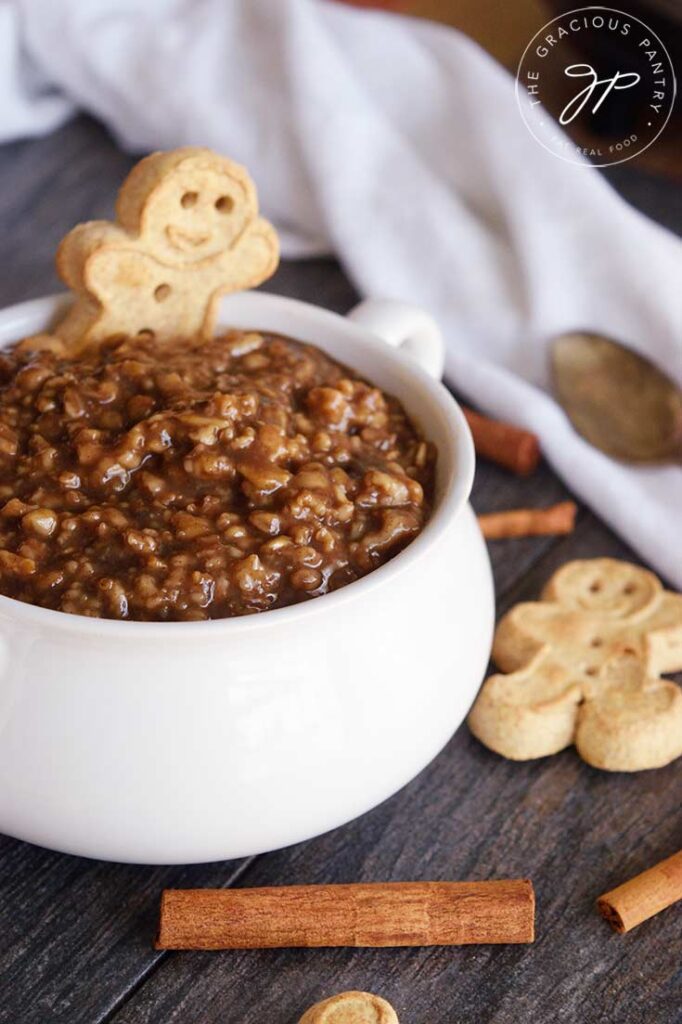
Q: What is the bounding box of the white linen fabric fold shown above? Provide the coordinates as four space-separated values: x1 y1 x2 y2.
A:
2 0 681 584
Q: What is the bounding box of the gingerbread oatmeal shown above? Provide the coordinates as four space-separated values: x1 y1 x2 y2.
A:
0 330 436 620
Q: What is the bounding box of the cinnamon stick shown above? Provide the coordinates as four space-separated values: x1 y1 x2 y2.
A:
462 406 540 476
597 850 682 933
478 501 577 540
156 880 535 949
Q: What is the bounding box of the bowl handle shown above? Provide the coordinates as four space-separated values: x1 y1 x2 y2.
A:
347 299 445 380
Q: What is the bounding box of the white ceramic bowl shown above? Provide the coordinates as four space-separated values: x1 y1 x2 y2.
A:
0 292 494 864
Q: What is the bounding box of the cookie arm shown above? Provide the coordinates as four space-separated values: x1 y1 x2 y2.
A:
56 222 129 294
644 592 682 674
199 217 280 339
492 603 548 673
54 222 131 349
227 216 280 291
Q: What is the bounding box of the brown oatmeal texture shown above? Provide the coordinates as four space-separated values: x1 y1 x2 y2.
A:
0 330 436 621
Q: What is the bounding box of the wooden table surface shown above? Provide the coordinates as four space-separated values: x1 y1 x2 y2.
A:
0 118 680 1024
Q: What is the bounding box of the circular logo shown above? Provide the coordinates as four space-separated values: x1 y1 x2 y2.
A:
515 6 676 166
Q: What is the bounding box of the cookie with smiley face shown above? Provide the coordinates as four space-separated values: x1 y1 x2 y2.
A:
468 558 682 771
53 148 279 350
299 992 399 1024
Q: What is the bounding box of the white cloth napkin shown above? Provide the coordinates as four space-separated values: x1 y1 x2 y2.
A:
2 0 682 585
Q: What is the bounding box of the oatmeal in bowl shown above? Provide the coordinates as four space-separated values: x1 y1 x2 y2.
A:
0 146 492 865
0 329 435 620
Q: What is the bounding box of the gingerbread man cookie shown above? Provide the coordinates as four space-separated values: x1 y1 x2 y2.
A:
468 558 682 771
299 992 399 1024
53 147 279 351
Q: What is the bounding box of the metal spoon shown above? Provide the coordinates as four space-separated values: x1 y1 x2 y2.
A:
551 332 682 463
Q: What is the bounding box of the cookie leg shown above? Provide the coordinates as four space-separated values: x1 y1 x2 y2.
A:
468 658 582 761
576 661 682 771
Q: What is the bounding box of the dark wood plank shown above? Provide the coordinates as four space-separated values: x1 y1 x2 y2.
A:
0 120 134 308
470 458 580 596
103 514 682 1024
0 844 251 1024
